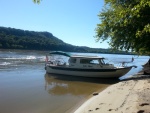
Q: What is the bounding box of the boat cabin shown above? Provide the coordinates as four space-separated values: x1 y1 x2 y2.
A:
68 55 114 69
47 51 114 69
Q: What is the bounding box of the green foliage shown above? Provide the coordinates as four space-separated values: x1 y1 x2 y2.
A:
96 0 150 55
0 26 132 54
33 0 41 4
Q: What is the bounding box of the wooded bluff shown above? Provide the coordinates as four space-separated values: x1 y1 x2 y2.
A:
0 26 131 54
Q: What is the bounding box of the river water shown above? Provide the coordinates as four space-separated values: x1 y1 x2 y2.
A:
0 49 149 113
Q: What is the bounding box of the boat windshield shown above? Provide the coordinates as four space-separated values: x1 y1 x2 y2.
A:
100 59 105 64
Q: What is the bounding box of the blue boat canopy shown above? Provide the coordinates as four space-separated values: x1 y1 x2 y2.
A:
49 51 71 57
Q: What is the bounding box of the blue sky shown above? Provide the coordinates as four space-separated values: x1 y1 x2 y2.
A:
0 0 109 48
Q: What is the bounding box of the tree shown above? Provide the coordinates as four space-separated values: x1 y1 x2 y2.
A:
95 0 150 55
33 0 41 4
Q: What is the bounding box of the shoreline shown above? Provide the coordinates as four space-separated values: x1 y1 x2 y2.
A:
68 85 110 113
74 60 150 113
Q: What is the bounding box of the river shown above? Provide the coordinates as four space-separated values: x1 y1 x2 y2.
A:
0 49 149 113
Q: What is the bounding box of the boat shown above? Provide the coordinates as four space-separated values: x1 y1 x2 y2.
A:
45 51 135 78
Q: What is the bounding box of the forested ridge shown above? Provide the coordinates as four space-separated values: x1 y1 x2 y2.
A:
0 26 131 54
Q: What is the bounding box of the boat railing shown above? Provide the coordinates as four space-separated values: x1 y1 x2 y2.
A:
114 61 132 68
46 59 68 66
118 62 128 67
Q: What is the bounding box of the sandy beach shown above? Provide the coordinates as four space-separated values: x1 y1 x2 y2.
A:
74 61 150 113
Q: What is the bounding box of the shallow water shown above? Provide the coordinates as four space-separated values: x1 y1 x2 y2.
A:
0 50 149 113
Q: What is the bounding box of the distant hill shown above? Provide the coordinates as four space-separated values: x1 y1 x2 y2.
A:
0 26 131 54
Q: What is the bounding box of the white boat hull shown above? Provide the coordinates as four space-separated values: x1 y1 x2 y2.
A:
45 66 132 78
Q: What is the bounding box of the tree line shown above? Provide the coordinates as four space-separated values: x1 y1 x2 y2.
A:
0 26 132 54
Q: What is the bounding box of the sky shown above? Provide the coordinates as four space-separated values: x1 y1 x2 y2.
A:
0 0 109 48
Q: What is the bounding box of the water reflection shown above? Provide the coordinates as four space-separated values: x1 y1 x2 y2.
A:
44 74 119 96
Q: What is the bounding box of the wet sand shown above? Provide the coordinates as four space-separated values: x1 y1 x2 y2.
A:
74 62 150 113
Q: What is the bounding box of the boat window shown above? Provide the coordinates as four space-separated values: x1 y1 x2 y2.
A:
90 59 99 64
80 59 99 64
69 58 76 63
80 59 90 64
